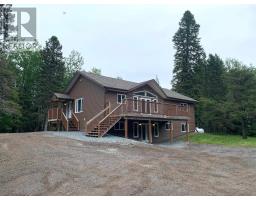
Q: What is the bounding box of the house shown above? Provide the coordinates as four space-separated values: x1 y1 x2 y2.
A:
47 71 197 143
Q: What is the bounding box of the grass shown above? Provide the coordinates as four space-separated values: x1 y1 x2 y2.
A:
189 133 256 148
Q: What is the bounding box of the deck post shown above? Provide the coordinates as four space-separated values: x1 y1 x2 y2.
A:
186 120 189 143
148 120 152 144
125 118 128 138
169 121 173 143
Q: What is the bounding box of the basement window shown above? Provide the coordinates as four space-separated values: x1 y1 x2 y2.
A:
165 122 171 130
181 123 187 133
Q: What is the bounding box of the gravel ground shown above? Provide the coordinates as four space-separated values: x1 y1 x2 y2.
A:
44 131 147 145
1 132 256 195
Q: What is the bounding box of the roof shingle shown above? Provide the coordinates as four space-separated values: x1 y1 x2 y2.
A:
81 71 196 102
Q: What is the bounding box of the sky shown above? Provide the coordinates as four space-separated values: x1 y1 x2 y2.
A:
17 4 256 88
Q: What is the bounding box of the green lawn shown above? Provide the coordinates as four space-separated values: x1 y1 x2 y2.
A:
189 133 256 148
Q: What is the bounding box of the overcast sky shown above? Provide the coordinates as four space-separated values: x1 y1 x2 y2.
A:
19 4 256 88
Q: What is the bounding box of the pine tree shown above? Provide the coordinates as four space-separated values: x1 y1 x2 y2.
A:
0 54 21 132
172 10 206 99
37 36 65 130
204 54 226 100
0 4 15 52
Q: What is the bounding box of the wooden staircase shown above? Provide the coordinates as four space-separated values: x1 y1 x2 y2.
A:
86 103 124 137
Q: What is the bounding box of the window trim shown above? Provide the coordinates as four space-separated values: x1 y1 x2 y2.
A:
179 103 188 112
117 93 126 104
153 123 159 137
152 99 158 113
133 96 139 111
75 98 84 113
181 122 187 133
165 122 171 130
133 122 139 138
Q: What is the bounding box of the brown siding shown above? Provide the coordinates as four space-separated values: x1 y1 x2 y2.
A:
67 75 105 130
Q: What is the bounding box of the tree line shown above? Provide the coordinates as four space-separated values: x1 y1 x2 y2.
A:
172 10 256 138
0 5 85 132
1 5 255 138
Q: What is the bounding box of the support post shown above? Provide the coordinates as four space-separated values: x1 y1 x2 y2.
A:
186 121 189 143
169 121 173 143
148 120 152 144
125 118 128 138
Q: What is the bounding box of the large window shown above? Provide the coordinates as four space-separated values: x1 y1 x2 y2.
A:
153 123 159 137
117 94 126 104
114 121 124 131
75 98 84 113
133 96 138 111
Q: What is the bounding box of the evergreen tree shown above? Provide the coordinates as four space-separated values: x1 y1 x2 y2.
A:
0 54 21 132
0 4 15 52
204 54 226 100
64 50 84 87
9 42 42 131
224 59 256 139
37 36 65 130
172 10 206 99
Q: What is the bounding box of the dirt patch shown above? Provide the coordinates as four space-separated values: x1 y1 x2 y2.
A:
0 132 256 195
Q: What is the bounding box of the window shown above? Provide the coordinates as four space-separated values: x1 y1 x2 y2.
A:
133 96 138 111
75 98 83 113
181 123 187 132
178 103 188 112
133 91 157 99
153 123 159 137
133 122 139 138
114 121 124 131
117 94 126 104
165 122 171 130
152 99 158 113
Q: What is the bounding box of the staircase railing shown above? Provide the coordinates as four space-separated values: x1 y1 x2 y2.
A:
71 112 79 130
97 103 124 137
61 111 68 131
86 103 111 133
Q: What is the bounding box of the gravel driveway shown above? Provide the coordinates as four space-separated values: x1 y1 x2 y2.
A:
0 132 256 195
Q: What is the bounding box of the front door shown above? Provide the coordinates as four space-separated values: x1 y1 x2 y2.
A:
66 101 72 119
139 123 148 142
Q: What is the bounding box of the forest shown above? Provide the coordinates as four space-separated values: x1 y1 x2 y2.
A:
1 5 256 138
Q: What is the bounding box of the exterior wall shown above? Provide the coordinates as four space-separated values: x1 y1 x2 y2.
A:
67 75 105 130
105 85 196 135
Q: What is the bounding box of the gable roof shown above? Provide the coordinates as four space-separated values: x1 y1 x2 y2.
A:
65 71 197 103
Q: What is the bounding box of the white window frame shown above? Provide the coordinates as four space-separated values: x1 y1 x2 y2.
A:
75 98 84 113
152 99 158 113
133 96 139 111
114 121 124 131
153 123 159 137
133 122 139 138
179 103 188 112
181 122 187 133
117 94 126 104
165 122 171 130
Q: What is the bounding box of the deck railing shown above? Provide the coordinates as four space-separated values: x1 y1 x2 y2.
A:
48 108 61 121
120 98 191 117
